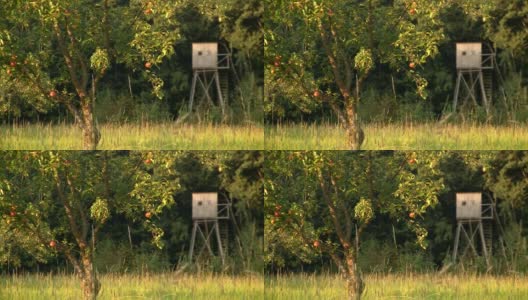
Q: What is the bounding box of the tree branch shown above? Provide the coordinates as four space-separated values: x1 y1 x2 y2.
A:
316 167 351 249
330 173 353 244
53 168 85 250
53 21 83 94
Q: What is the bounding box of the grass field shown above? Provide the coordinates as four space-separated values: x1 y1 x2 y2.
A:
266 123 528 150
266 273 528 299
0 273 264 300
0 123 264 150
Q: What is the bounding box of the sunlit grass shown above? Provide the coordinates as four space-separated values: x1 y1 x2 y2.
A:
266 123 528 150
0 273 264 300
0 123 264 150
266 273 528 299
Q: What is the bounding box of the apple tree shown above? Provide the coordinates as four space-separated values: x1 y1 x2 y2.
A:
265 0 450 149
264 151 444 299
0 151 181 300
0 1 184 149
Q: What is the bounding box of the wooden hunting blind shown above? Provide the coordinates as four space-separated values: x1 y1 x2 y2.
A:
456 43 482 70
192 192 218 219
192 43 218 70
456 192 482 220
189 192 232 266
453 192 496 270
188 42 233 118
452 42 496 117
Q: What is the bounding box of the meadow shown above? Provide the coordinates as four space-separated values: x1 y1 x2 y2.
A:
266 123 528 150
266 273 528 300
0 123 264 150
0 273 264 300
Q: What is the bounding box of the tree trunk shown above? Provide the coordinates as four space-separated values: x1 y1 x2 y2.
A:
346 275 364 300
345 252 364 300
80 99 100 150
80 254 100 300
344 101 364 150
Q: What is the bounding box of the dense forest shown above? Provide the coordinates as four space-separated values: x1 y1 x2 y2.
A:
0 0 263 126
0 151 263 283
265 0 528 126
265 151 528 279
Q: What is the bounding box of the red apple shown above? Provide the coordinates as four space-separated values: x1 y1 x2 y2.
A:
49 90 57 98
145 62 152 69
10 61 16 67
409 8 416 15
313 240 320 248
409 62 416 69
144 158 152 164
408 158 416 164
145 212 152 219
274 61 280 67
144 8 153 15
409 212 416 219
9 211 16 217
49 240 57 248
274 211 280 217
313 90 321 97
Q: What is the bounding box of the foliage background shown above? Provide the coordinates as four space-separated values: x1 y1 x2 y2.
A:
264 151 528 275
0 1 263 125
0 151 263 275
265 0 528 125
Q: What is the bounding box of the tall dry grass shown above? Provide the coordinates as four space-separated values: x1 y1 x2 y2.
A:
1 273 264 300
266 273 528 299
0 123 264 150
266 123 528 150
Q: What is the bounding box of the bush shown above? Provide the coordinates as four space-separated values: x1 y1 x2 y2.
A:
94 239 171 274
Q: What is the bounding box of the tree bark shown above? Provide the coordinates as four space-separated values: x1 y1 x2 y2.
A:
344 101 364 150
318 165 365 298
54 167 100 299
80 253 101 300
345 252 364 300
318 19 365 150
80 98 100 150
